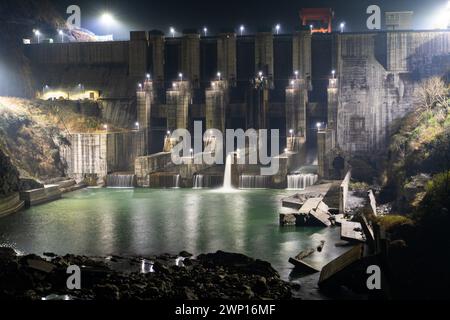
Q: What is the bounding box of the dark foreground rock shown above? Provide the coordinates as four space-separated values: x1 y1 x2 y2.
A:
0 249 293 300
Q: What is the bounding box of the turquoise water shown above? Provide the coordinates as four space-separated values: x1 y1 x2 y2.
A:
0 188 346 280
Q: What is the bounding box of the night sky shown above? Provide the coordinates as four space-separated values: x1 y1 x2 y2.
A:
49 0 447 39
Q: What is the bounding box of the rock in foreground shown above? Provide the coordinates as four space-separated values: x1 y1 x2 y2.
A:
0 249 293 300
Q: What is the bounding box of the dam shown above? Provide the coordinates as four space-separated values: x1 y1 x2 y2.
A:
21 27 450 187
2 0 450 302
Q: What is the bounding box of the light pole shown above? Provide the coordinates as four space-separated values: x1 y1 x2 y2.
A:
289 129 294 151
275 24 280 35
170 27 175 38
103 124 108 133
203 27 208 37
34 30 41 43
332 70 336 78
240 25 245 36
340 22 345 33
316 122 322 131
178 73 183 81
190 148 194 159
58 30 64 43
310 24 313 33
294 70 299 79
217 72 221 81
135 122 140 130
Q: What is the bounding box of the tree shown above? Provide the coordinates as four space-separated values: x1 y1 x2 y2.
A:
415 77 450 114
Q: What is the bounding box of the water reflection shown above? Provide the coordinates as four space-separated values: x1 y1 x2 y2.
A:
0 188 348 280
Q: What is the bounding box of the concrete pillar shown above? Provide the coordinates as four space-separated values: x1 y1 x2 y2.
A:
285 78 308 151
217 33 237 85
255 32 274 84
327 77 338 133
149 31 165 86
166 80 191 131
137 80 157 153
129 31 148 77
205 80 228 132
181 32 201 86
317 129 335 179
387 32 408 72
292 30 312 81
248 83 269 130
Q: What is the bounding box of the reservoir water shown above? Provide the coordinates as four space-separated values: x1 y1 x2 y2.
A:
0 188 347 281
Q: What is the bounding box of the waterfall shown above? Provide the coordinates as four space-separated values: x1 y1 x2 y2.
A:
287 173 318 190
193 174 210 189
239 175 270 189
173 174 180 189
222 153 233 190
106 173 136 188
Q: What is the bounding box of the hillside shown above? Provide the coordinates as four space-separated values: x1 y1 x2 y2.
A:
0 97 121 192
380 77 450 212
374 77 450 298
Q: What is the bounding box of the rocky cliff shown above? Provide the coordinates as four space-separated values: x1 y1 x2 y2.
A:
0 97 122 185
0 148 20 198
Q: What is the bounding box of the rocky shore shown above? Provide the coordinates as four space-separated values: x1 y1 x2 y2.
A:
0 248 294 300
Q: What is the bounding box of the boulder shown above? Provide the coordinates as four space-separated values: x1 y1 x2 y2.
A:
279 213 297 226
252 277 268 295
0 247 16 261
197 251 279 278
179 250 193 258
25 259 56 273
93 284 120 300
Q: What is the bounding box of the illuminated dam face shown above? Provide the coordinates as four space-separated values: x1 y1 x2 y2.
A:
22 29 450 183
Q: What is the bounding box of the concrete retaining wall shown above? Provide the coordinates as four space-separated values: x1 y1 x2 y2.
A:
0 193 24 217
339 170 351 214
62 131 145 182
368 189 377 216
20 185 61 207
135 152 173 186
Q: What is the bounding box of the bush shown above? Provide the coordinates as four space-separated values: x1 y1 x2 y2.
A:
349 181 369 192
377 215 414 232
414 171 450 226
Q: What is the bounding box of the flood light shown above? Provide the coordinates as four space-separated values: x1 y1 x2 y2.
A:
100 13 115 25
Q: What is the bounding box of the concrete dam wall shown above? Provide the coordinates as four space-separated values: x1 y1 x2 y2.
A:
61 131 146 182
334 31 450 154
23 29 450 174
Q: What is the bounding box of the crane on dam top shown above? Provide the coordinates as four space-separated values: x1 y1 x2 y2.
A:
300 8 334 34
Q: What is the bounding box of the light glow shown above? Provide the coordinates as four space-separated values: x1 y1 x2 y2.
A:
100 13 115 25
275 24 281 34
430 2 450 29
